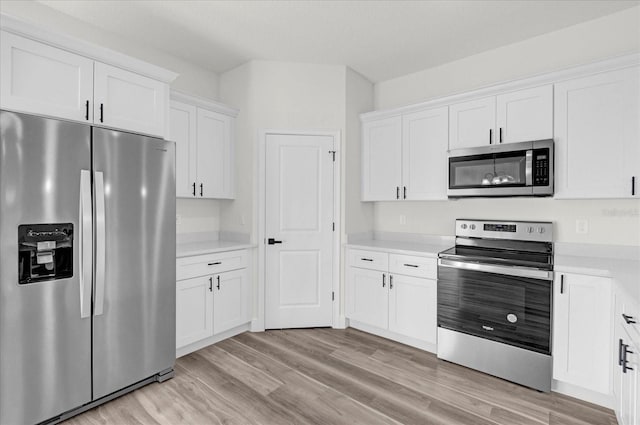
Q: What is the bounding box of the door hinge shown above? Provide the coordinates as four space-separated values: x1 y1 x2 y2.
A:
332 222 335 231
329 150 336 162
332 291 335 301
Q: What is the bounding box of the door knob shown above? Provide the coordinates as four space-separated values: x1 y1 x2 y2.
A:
267 238 282 245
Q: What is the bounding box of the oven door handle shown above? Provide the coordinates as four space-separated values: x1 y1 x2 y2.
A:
438 258 553 280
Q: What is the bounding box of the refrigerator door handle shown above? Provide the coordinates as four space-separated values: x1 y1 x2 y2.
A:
94 171 106 316
79 170 93 318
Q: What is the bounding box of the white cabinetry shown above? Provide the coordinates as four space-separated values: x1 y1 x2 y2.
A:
176 249 251 356
449 85 553 150
554 66 640 199
553 272 612 395
362 106 448 201
346 248 437 351
169 92 237 199
613 292 640 425
0 29 171 137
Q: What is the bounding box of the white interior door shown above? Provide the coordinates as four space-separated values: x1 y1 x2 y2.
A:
265 133 335 329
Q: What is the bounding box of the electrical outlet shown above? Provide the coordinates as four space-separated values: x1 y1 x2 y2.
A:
576 219 588 234
399 214 406 225
240 214 246 226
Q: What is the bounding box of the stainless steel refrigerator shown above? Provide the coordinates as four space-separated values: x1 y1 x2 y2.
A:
0 110 176 424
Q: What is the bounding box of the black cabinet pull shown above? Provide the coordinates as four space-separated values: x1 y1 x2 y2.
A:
192 182 196 196
200 183 203 197
267 238 282 245
207 262 222 266
216 275 220 290
85 100 89 121
623 314 637 324
100 103 104 123
361 258 373 262
633 176 636 196
499 127 503 143
623 344 634 373
396 186 400 199
560 274 564 294
209 277 213 292
389 275 393 289
403 186 407 199
489 129 493 145
404 263 418 268
619 338 625 366
382 273 386 288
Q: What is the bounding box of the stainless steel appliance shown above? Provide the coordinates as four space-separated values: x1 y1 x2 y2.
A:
437 219 554 392
0 110 176 424
447 139 553 197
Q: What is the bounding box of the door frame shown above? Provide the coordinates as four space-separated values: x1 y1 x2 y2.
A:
254 129 342 331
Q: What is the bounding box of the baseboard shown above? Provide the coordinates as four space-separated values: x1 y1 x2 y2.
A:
349 320 437 353
176 323 251 358
250 318 265 332
333 315 347 329
552 379 614 409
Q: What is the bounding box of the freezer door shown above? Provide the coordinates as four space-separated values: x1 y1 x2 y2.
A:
0 111 92 424
92 128 176 399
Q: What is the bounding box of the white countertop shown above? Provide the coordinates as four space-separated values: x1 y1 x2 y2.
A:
346 239 453 258
176 240 256 258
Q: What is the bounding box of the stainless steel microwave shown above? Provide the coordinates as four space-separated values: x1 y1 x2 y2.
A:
447 139 554 198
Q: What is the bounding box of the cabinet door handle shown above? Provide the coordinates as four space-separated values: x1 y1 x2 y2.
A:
361 258 373 262
623 314 637 324
560 274 564 294
389 275 393 289
100 103 104 123
632 176 636 196
403 186 407 199
396 187 400 200
192 182 196 197
209 277 213 292
207 261 222 266
216 275 220 290
623 344 634 373
85 100 89 121
619 338 625 366
499 127 503 143
200 183 203 197
489 129 493 145
382 273 386 288
404 263 418 268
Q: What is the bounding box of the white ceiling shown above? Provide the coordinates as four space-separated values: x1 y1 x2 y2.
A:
37 0 639 82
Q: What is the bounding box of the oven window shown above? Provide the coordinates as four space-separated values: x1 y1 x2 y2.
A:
449 151 527 189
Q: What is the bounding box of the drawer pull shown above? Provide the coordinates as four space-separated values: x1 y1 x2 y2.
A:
208 261 222 266
623 314 637 324
403 263 419 268
361 258 373 262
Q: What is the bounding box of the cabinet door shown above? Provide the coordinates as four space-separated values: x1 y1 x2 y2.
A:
213 268 250 334
0 31 93 123
402 107 448 200
388 274 437 344
196 108 234 199
554 67 640 199
553 273 612 394
362 116 402 201
94 62 167 137
169 100 197 198
176 276 214 349
496 85 553 144
346 267 388 329
449 97 496 150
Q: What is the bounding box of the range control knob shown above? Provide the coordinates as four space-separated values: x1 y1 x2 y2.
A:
461 224 468 229
527 226 534 233
537 227 545 234
470 224 476 230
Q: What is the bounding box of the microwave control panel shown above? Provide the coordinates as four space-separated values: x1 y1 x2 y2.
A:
533 149 550 186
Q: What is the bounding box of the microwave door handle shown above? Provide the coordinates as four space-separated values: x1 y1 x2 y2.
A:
525 150 533 186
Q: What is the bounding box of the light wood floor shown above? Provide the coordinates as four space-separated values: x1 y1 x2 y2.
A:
65 328 617 425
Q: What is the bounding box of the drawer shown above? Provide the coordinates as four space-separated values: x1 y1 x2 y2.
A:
177 249 248 281
347 249 388 271
389 254 437 279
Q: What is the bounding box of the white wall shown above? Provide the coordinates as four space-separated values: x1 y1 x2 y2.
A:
1 0 222 236
372 6 640 246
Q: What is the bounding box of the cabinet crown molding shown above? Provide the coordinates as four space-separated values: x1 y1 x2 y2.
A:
0 13 178 83
171 90 239 117
361 52 640 122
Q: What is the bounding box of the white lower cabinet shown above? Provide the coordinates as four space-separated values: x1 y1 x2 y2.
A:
176 249 251 355
613 291 640 425
346 248 437 350
552 272 612 395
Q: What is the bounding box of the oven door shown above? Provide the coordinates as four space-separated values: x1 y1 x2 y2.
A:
437 259 552 355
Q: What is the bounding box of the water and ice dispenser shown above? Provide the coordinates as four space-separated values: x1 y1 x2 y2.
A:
18 223 73 284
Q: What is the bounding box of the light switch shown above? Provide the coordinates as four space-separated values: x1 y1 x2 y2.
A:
576 219 588 234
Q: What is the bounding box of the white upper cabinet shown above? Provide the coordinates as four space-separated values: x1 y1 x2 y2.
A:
169 92 237 199
168 100 197 197
554 66 640 199
496 85 553 144
0 31 94 123
93 62 167 137
449 96 496 150
401 107 448 200
362 116 402 201
449 85 553 150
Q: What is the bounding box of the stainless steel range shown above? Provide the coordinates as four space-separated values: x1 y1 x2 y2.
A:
437 219 554 392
